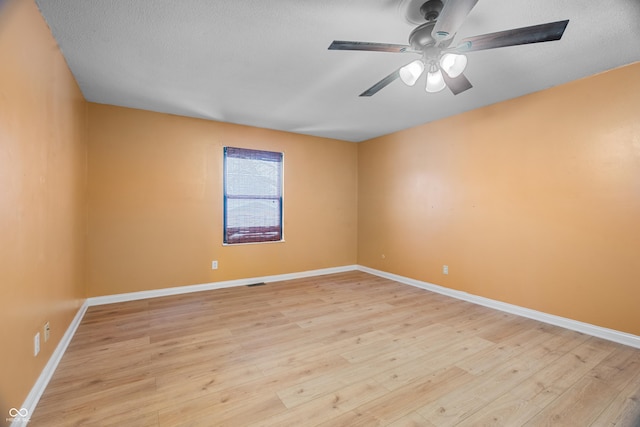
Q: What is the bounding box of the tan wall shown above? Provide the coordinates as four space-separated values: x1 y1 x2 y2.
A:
358 63 640 336
0 0 87 416
87 104 358 297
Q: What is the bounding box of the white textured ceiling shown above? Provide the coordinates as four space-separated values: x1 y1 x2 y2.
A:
35 0 640 142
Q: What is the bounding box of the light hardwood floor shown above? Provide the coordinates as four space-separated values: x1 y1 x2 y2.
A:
31 271 640 426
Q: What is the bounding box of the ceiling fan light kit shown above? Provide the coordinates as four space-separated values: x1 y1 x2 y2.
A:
399 59 425 86
398 52 468 93
328 0 569 97
440 53 467 78
426 66 446 93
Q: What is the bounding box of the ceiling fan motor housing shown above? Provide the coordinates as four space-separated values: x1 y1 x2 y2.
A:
408 22 437 50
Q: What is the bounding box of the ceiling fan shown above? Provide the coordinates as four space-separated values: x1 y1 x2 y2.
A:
328 0 569 96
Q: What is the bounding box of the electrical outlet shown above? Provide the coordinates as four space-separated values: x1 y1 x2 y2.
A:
211 260 218 270
34 332 40 356
443 265 449 275
44 322 50 342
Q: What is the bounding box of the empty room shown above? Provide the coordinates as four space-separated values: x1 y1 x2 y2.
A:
1 0 639 425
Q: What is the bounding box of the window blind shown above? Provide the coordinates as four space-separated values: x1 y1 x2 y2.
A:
223 147 283 244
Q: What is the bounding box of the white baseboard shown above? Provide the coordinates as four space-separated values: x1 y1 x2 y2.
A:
358 265 640 349
15 300 89 427
87 264 359 306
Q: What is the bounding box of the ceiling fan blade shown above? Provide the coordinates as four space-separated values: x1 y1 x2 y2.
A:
442 72 473 95
329 40 411 53
457 20 569 52
432 0 479 42
360 69 401 97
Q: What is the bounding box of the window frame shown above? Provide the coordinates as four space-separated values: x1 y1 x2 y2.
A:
223 146 284 245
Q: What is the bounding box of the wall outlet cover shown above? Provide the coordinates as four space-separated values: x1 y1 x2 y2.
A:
34 332 40 356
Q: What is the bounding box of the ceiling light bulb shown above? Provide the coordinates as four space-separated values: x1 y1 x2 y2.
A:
440 53 467 78
426 68 446 93
399 60 425 86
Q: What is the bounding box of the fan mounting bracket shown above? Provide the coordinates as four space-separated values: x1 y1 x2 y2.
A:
401 0 443 25
420 0 443 22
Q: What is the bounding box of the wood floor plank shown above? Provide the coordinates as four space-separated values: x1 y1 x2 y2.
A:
592 367 640 426
316 409 383 427
29 271 640 426
355 366 475 424
587 344 640 392
374 335 493 392
33 377 160 425
386 411 436 427
454 387 546 426
417 346 557 426
448 333 590 425
165 393 285 427
256 330 391 376
253 380 388 427
523 376 619 426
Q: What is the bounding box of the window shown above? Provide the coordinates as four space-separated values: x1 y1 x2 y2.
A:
223 147 283 244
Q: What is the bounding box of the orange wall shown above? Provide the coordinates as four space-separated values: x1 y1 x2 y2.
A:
87 104 358 297
358 63 640 336
0 0 87 416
